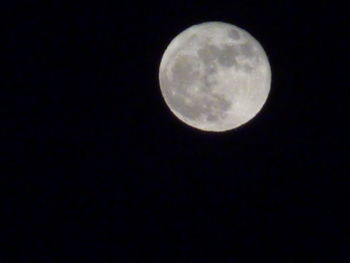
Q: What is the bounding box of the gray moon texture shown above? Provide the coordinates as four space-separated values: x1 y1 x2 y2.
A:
159 21 271 132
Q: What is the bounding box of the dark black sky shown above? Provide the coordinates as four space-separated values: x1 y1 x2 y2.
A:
1 1 349 262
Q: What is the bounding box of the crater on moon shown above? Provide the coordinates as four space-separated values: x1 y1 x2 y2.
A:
159 22 271 132
228 28 240 40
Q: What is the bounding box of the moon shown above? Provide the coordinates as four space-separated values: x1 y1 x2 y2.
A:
159 21 271 132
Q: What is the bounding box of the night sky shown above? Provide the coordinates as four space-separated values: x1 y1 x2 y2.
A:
2 1 349 262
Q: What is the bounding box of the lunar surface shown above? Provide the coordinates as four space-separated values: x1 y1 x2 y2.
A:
159 21 271 132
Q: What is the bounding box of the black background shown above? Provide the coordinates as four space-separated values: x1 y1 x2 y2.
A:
1 1 349 262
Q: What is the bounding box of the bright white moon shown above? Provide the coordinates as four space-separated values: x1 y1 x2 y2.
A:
159 21 271 132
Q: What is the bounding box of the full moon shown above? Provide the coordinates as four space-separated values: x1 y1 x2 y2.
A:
159 21 271 132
